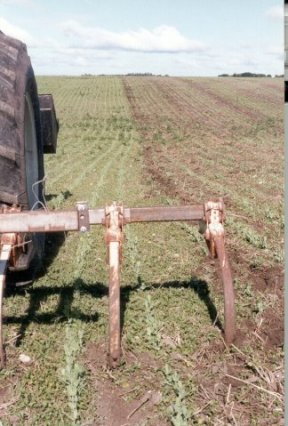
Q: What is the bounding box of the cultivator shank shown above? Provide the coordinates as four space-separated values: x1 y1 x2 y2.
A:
0 200 235 368
105 203 124 367
203 200 235 344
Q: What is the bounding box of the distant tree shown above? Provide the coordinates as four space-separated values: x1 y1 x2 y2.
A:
220 72 273 78
126 73 154 77
240 72 254 77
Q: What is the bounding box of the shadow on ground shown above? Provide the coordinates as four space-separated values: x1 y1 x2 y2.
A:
5 275 222 348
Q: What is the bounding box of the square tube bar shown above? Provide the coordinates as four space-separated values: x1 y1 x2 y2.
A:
0 205 204 234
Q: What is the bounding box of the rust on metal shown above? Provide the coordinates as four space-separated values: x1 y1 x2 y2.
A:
104 203 124 261
76 201 90 232
104 203 124 368
203 199 235 344
0 209 94 233
0 205 24 268
124 205 204 223
203 199 225 258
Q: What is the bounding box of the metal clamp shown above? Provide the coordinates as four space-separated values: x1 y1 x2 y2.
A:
104 202 124 264
203 199 225 258
76 202 90 232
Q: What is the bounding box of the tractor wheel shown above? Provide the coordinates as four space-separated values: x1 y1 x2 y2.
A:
0 32 45 278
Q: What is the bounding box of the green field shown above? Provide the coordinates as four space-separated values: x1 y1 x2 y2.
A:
0 76 283 425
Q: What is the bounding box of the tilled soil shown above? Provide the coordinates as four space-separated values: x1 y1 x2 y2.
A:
122 76 284 425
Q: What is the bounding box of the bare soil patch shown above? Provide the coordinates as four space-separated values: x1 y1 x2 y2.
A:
84 342 168 426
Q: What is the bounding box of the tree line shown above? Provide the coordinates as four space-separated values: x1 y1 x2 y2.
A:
218 72 283 78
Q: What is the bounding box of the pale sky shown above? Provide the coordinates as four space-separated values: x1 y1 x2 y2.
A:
0 0 284 76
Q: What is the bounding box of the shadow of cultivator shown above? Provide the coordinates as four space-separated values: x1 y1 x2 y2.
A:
0 31 235 368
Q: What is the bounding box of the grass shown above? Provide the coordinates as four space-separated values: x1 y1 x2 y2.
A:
0 76 283 425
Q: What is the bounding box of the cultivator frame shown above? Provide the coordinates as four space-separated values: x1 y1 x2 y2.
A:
0 199 235 368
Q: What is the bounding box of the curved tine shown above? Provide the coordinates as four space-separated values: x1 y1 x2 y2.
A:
214 236 235 345
0 243 12 368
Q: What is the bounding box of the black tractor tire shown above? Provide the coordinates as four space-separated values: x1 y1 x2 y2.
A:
0 32 45 279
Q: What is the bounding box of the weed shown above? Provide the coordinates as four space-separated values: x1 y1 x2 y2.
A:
178 222 203 243
144 294 162 351
62 320 85 425
273 247 284 263
163 364 192 426
153 130 166 144
125 226 141 280
244 229 267 249
60 235 90 424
